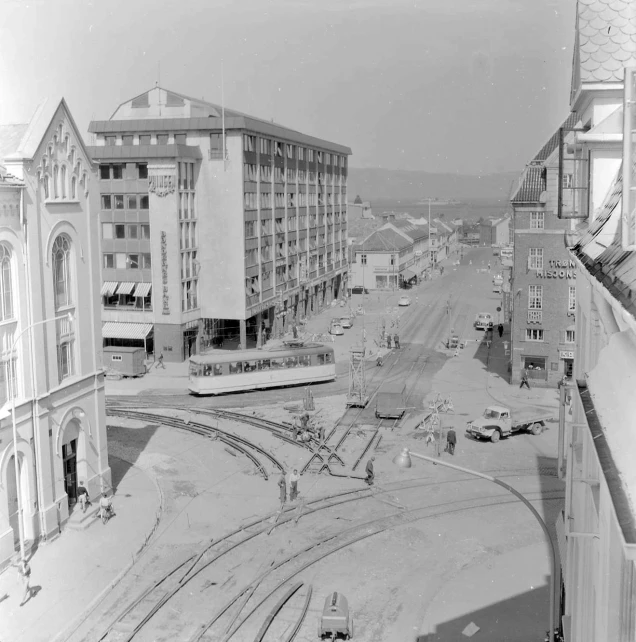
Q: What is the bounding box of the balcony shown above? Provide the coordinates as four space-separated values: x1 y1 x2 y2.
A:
527 310 542 324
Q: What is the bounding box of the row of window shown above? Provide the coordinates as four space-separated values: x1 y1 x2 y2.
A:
243 164 347 185
244 191 346 210
104 133 187 146
245 217 345 238
102 194 149 210
102 223 150 240
528 285 576 311
43 164 80 201
243 135 347 168
103 253 152 269
192 351 333 377
100 164 148 180
525 329 575 342
104 293 152 310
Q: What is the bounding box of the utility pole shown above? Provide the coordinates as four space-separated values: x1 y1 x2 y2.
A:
446 298 452 346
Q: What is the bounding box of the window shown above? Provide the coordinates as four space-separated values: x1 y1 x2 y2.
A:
127 254 139 269
568 286 576 312
360 254 367 265
140 195 149 209
139 135 151 145
140 224 150 239
105 136 117 146
112 165 123 180
102 223 113 239
141 253 152 269
103 254 114 269
57 338 74 381
286 144 295 159
244 192 257 209
71 176 77 199
127 195 137 209
53 166 59 198
99 165 110 180
390 255 396 266
565 330 575 343
156 134 168 145
245 221 257 238
0 244 13 321
123 135 133 145
260 138 271 155
101 195 112 209
137 163 148 179
115 253 126 269
175 133 186 145
528 285 543 309
114 194 124 209
115 224 126 239
0 358 17 406
244 164 257 181
260 165 272 181
243 135 255 152
52 235 72 308
525 329 544 341
127 224 138 239
530 212 545 229
528 248 543 270
562 174 573 189
298 147 305 161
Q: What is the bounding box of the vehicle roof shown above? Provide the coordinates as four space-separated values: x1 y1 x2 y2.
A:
477 312 493 317
190 342 333 364
486 405 509 413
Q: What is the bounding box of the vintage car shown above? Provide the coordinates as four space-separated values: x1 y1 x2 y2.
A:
474 313 494 330
339 316 353 329
398 295 411 306
329 320 345 335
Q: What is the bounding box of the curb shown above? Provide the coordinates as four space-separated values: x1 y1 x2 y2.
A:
50 456 165 642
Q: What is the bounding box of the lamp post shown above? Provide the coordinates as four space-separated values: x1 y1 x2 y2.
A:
392 447 559 642
10 312 74 563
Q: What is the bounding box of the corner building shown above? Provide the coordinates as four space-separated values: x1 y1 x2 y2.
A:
89 87 351 361
0 99 110 565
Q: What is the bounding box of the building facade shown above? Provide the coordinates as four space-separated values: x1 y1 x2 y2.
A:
89 87 351 361
479 216 510 247
509 114 580 387
0 99 110 565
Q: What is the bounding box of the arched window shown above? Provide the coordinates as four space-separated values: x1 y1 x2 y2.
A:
52 235 72 308
61 165 67 199
0 244 14 321
53 166 59 199
43 175 50 199
71 176 77 199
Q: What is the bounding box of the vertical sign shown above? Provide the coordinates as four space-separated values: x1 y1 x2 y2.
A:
161 231 170 315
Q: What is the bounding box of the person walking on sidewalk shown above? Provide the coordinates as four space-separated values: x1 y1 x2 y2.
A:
446 426 457 455
156 353 165 369
278 473 287 507
520 368 531 389
393 334 400 349
77 481 91 513
289 469 301 501
365 456 375 486
13 558 32 606
386 334 392 349
497 323 504 338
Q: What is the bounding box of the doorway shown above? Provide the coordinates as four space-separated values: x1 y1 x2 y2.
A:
63 439 78 509
564 358 574 378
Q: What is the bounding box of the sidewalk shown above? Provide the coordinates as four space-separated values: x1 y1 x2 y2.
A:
0 456 161 642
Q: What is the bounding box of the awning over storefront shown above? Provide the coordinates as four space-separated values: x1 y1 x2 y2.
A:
115 282 136 295
133 282 152 298
400 268 417 280
102 322 153 340
100 282 118 296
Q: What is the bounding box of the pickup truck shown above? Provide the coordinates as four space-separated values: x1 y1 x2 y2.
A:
465 405 553 443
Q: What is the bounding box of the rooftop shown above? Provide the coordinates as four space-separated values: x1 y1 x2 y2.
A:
357 228 412 252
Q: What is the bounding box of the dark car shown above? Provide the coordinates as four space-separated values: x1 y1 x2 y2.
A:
350 286 369 295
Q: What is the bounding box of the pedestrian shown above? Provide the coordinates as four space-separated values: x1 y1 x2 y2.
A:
498 323 504 338
425 423 435 447
289 469 300 501
77 481 90 513
278 473 287 507
365 456 375 486
13 558 32 606
394 334 400 349
446 426 457 455
156 353 165 369
386 334 392 349
520 368 531 389
292 324 298 339
318 423 326 443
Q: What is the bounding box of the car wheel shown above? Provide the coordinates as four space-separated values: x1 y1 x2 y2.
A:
530 422 543 435
490 430 500 443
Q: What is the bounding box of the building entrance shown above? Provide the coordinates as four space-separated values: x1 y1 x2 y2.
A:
564 358 574 378
63 439 78 509
184 329 197 358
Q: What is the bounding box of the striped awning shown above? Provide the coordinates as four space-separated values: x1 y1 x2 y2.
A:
115 282 136 295
100 281 118 296
102 322 153 340
133 282 152 297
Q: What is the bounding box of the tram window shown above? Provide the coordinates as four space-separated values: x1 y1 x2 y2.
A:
325 353 333 364
244 361 258 372
271 358 284 369
214 364 223 376
229 362 243 374
258 359 271 370
298 355 311 367
286 357 298 368
318 354 326 365
203 365 212 376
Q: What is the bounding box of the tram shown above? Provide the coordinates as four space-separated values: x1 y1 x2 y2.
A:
188 341 336 395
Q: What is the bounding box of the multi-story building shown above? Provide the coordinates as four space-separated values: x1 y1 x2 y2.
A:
0 99 110 565
479 216 510 247
509 113 580 387
89 87 351 361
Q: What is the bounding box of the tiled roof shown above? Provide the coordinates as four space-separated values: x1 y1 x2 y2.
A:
358 228 411 252
511 112 578 203
0 124 28 164
577 0 636 84
388 219 429 241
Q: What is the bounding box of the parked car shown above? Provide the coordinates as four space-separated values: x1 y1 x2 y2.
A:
398 295 411 306
350 286 369 295
329 320 344 335
474 313 494 330
339 316 353 329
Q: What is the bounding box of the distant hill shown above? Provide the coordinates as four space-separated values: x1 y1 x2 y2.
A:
348 167 521 202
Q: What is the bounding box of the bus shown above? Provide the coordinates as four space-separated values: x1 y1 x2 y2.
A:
188 341 336 396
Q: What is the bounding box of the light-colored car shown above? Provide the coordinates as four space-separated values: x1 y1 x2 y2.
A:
339 316 353 329
398 296 411 307
329 320 345 335
474 313 494 330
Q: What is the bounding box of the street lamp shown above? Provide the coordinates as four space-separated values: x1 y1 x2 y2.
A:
392 447 559 642
10 311 74 563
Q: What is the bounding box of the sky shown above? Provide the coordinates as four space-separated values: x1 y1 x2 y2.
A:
0 0 576 175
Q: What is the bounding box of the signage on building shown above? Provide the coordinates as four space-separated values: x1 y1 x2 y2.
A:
536 260 577 279
161 231 170 315
149 174 176 197
560 351 574 359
